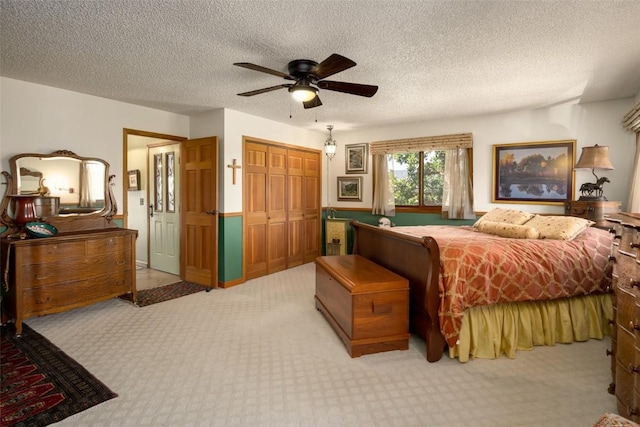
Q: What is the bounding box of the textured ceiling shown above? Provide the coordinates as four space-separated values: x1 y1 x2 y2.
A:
1 0 640 131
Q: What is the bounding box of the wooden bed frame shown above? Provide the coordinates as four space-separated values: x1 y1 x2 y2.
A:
350 220 446 362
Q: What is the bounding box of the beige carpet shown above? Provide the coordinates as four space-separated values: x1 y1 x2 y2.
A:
25 262 617 426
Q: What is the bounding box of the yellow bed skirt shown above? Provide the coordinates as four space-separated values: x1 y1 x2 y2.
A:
448 293 613 362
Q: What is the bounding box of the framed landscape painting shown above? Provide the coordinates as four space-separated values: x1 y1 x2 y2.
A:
345 143 367 174
337 176 362 201
492 139 576 205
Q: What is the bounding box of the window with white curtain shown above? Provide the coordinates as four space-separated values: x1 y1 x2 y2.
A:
371 133 475 218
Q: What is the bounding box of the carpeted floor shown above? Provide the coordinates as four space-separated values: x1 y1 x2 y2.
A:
118 281 209 307
0 324 117 427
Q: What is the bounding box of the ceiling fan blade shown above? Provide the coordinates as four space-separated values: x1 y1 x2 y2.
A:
309 54 356 80
317 80 378 97
237 84 291 97
233 62 295 80
303 96 323 109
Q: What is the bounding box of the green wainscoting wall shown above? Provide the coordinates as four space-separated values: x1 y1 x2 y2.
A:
219 215 243 283
321 209 478 256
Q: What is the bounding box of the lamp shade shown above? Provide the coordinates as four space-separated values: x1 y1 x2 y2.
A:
574 145 614 170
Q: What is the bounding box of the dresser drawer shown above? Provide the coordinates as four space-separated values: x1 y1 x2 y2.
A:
22 270 133 316
21 251 133 288
618 286 636 328
17 241 86 263
86 235 132 254
619 226 640 258
614 253 639 290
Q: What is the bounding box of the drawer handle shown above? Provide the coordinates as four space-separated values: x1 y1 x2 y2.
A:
606 349 613 357
631 242 640 249
608 256 617 263
630 321 640 331
36 273 51 280
35 297 51 304
116 260 125 265
632 279 640 289
630 364 640 374
608 319 615 325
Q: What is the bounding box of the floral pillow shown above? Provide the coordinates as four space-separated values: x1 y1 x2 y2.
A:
593 412 640 427
473 208 535 228
477 220 540 239
525 215 594 240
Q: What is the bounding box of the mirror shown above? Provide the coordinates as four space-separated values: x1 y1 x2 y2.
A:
0 150 117 234
14 154 107 214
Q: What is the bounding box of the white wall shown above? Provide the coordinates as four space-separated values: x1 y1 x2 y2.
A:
191 108 326 213
0 78 190 214
333 98 636 213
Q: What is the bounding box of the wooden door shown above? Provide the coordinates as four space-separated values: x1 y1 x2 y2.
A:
287 149 305 267
181 137 218 288
244 142 268 279
267 146 288 273
303 151 321 262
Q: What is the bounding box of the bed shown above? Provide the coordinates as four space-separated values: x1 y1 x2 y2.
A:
350 212 614 362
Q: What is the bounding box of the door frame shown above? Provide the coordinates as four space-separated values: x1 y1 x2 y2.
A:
122 129 187 271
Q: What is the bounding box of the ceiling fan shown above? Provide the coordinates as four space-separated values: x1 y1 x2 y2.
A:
233 54 378 109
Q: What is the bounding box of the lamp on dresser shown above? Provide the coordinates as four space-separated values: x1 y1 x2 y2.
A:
574 144 614 201
567 144 620 228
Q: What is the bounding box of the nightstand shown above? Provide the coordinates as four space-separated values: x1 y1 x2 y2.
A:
564 200 621 228
325 218 349 255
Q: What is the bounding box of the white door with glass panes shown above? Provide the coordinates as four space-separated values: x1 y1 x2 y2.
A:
148 144 181 275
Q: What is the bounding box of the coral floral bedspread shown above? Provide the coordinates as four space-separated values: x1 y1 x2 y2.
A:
391 226 614 347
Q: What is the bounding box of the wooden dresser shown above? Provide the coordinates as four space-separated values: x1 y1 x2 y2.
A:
565 200 621 228
1 228 138 335
315 255 410 357
606 213 640 420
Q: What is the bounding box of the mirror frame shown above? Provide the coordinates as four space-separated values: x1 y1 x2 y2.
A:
1 150 117 234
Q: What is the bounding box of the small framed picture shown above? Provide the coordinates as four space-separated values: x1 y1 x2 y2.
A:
128 170 140 191
345 143 368 174
337 176 362 201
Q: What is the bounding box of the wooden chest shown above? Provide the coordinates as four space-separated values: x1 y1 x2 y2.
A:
1 228 138 335
315 255 410 357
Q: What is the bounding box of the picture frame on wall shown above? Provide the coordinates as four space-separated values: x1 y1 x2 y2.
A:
337 176 362 201
127 169 140 191
345 143 367 174
492 139 576 205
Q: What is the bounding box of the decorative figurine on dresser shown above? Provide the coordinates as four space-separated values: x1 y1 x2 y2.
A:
606 213 640 421
0 150 138 336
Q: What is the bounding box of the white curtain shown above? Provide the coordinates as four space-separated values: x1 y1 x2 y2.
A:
629 132 640 213
442 148 475 219
623 102 640 212
371 154 396 216
79 163 95 207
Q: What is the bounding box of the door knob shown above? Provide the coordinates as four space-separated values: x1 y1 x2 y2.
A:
205 210 218 215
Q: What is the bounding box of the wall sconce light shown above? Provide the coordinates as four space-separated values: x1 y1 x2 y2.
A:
574 144 614 200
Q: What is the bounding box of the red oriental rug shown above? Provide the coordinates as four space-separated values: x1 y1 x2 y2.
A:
0 324 117 426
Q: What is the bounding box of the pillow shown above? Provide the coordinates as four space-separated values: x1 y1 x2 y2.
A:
525 215 594 240
477 220 540 239
473 208 535 228
593 412 640 427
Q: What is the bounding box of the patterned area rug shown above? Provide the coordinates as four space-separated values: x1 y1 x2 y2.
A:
0 324 117 427
120 281 209 307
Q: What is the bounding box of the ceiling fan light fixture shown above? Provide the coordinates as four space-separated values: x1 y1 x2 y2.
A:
290 85 317 102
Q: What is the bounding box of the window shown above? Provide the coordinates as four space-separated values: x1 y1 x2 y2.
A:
370 133 474 217
390 151 446 207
